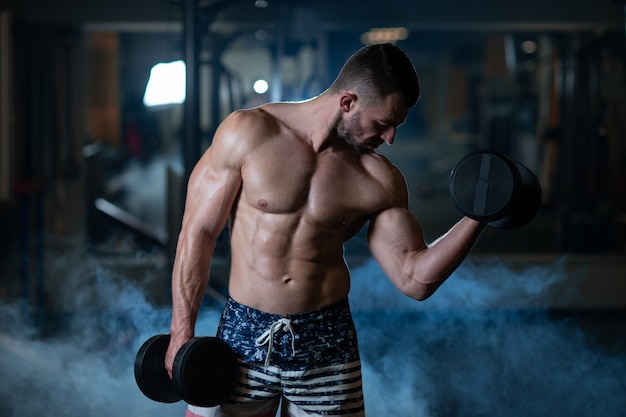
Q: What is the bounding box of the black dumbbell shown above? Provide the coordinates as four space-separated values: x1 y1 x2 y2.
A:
449 150 542 229
134 334 239 407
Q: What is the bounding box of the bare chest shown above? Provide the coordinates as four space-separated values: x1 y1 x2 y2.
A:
240 145 386 227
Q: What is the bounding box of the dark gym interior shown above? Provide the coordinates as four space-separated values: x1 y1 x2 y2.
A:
0 1 625 416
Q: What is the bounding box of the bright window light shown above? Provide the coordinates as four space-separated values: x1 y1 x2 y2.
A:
143 60 186 107
253 79 269 94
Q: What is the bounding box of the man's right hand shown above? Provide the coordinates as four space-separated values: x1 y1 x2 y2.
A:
164 336 190 379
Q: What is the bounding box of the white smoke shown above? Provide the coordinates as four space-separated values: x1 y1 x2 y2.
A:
350 257 625 416
1 237 624 417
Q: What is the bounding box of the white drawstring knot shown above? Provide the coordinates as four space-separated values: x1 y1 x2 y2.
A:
255 318 296 367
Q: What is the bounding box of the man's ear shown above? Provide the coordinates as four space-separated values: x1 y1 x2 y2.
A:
339 93 357 113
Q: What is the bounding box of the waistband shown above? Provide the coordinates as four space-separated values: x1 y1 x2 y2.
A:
224 296 352 325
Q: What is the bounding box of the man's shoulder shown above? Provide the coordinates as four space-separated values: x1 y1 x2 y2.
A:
359 152 408 206
211 106 284 155
222 106 281 134
363 152 404 182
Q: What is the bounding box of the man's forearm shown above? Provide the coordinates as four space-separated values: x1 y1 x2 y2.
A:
427 216 485 274
169 229 216 340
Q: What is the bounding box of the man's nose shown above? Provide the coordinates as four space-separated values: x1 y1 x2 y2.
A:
381 126 397 145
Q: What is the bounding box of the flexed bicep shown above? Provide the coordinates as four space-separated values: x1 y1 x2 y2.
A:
367 207 430 298
368 205 485 301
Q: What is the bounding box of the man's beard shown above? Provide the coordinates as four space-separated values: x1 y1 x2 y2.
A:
337 112 380 153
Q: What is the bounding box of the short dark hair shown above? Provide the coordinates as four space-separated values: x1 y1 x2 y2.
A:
328 43 421 107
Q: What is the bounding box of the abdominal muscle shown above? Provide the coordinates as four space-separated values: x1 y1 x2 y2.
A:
226 203 353 316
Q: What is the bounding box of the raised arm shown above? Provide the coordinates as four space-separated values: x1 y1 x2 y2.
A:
165 112 245 376
367 176 485 301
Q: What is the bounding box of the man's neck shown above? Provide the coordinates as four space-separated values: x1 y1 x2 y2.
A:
295 94 344 153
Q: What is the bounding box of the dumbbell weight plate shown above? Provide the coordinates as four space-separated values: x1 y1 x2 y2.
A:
173 337 239 407
449 150 522 222
488 162 542 229
134 334 182 403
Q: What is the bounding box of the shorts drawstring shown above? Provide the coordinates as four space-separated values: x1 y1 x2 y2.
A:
255 318 296 367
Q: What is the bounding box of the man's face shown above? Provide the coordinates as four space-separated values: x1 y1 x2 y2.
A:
338 111 377 153
338 93 408 153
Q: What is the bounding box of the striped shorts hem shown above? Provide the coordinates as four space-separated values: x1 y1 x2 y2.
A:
231 359 365 415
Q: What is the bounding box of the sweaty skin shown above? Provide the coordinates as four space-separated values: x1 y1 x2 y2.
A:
165 92 484 376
